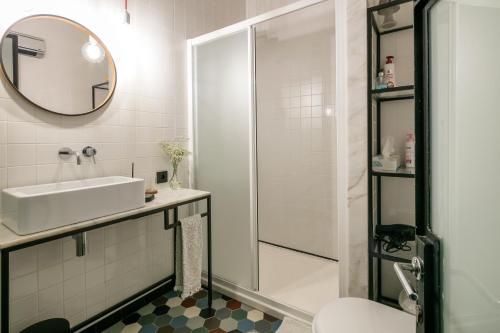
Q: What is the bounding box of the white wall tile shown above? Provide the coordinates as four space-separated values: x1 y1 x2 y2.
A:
38 283 63 311
10 247 37 279
7 144 36 167
63 275 85 301
7 166 37 187
36 163 62 184
36 124 60 143
85 266 105 290
37 239 62 270
86 283 106 308
63 257 85 280
38 264 63 290
10 294 38 325
35 144 61 165
10 273 37 300
64 292 85 319
7 122 37 144
86 302 106 318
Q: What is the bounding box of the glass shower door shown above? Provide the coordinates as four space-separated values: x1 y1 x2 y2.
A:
423 0 500 331
192 29 258 290
254 0 337 260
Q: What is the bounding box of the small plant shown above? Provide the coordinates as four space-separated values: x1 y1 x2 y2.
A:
159 139 190 189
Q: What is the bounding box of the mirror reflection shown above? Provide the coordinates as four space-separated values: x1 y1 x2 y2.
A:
0 15 116 115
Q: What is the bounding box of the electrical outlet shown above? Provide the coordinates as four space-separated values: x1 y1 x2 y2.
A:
156 171 168 184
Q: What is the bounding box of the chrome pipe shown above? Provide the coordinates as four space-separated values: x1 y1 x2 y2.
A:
394 262 418 301
72 232 88 257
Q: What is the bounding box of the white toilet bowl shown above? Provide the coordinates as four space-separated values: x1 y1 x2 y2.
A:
313 297 415 333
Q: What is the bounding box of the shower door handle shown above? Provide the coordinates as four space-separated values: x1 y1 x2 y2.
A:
393 256 423 301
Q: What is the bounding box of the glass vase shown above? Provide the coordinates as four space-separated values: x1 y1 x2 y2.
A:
169 166 181 190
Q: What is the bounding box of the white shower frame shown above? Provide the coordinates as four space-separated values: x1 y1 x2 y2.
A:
187 0 351 320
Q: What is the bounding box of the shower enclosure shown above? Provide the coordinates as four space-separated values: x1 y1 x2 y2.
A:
190 0 336 297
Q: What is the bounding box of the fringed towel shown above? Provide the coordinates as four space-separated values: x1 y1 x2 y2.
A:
174 214 203 299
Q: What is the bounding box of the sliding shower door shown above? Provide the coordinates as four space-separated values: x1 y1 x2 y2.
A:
192 30 258 290
255 0 337 259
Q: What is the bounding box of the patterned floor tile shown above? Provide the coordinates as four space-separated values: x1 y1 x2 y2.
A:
103 289 282 333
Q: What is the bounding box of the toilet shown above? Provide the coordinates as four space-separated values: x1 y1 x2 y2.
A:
313 298 415 333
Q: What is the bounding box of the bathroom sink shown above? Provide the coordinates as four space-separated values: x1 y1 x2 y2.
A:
1 176 145 235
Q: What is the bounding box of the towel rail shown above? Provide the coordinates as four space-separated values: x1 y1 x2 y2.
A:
164 211 209 230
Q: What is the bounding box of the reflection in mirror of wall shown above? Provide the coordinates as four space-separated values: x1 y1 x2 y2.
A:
0 15 116 116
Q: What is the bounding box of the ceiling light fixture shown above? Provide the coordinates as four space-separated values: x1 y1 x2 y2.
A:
123 0 131 24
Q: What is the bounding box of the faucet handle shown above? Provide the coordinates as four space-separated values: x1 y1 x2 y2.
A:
82 146 97 164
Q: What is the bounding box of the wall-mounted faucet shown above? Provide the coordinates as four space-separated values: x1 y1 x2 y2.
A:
58 147 81 165
82 146 97 164
58 146 98 165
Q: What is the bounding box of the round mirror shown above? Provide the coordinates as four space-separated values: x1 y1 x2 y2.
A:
0 15 116 116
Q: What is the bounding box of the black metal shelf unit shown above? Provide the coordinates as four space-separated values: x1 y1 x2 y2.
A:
367 0 416 306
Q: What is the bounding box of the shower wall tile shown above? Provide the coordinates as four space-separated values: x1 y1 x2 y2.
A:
246 0 302 17
255 3 337 259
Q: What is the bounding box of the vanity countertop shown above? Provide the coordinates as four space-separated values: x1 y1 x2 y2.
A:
0 187 210 250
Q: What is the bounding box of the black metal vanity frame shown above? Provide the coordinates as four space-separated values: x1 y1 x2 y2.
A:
0 194 212 333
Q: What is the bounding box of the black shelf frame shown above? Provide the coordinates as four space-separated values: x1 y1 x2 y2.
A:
371 85 414 95
0 195 213 333
371 168 415 178
367 0 416 304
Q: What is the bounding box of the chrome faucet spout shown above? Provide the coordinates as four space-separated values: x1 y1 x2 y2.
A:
58 147 81 166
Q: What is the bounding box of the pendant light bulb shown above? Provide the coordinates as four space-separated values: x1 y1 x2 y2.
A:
81 36 105 63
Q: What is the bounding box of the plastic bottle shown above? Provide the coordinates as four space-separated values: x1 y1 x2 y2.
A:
405 132 415 168
384 56 396 88
376 71 387 89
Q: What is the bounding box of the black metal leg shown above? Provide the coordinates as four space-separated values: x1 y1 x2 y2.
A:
2 250 10 333
163 209 169 230
173 207 178 285
207 197 212 309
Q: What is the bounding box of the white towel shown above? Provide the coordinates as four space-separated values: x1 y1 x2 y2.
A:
174 214 203 299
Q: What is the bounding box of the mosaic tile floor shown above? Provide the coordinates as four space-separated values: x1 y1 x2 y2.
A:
103 289 282 333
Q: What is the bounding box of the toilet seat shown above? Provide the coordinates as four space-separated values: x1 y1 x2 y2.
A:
313 297 415 333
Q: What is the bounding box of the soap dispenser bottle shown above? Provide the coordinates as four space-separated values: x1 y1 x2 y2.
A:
384 56 396 88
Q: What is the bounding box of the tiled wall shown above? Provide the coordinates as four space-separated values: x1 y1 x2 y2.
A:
186 0 246 38
246 0 302 17
0 1 245 331
255 1 337 259
8 216 173 331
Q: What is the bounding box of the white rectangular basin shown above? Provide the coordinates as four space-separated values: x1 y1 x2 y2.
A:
1 176 145 235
